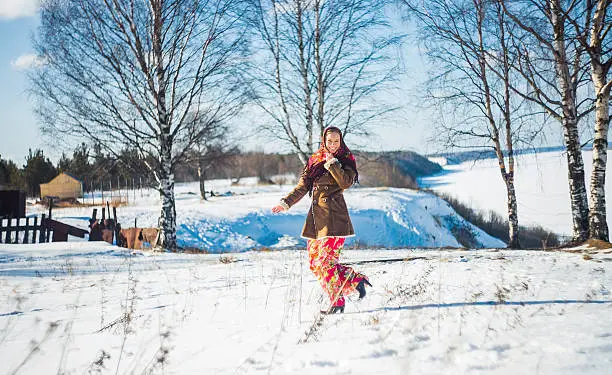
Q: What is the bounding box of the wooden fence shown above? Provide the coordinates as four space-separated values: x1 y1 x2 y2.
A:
0 215 52 244
0 215 88 244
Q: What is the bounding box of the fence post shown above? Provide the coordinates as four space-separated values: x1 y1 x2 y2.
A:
46 198 53 241
48 197 53 219
32 216 38 244
24 217 30 244
39 214 46 243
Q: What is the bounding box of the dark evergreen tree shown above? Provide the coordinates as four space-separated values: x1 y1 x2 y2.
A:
0 156 23 190
57 152 71 173
69 143 91 181
23 149 57 198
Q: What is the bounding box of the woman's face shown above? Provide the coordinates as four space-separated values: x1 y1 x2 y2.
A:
325 131 341 154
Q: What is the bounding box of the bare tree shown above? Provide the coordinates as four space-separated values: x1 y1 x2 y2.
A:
565 0 612 241
31 0 248 249
250 0 401 163
404 0 540 248
500 0 594 242
195 141 239 200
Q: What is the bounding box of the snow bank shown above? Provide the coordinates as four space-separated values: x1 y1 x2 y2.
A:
29 183 505 252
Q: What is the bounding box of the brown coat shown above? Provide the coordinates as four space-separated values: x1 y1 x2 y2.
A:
282 160 356 239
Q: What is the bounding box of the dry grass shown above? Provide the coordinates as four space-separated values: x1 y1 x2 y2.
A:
219 255 237 264
179 247 209 254
583 239 612 250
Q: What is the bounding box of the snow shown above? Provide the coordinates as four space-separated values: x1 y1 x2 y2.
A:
419 149 612 237
1 243 611 374
25 181 505 251
2 153 612 374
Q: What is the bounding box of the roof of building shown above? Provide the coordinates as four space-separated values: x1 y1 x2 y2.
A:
62 172 83 183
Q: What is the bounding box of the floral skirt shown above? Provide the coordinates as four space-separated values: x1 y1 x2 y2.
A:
307 236 366 306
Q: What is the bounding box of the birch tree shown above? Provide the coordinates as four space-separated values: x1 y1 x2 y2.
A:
500 0 594 242
565 0 612 241
31 0 248 249
404 0 534 248
250 0 400 163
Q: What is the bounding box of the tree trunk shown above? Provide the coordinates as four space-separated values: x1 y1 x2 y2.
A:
154 0 177 250
588 70 610 241
477 2 520 248
314 0 325 135
296 0 314 154
505 176 520 248
562 117 590 242
587 0 611 241
198 161 207 200
551 0 589 242
159 122 177 250
271 0 303 161
158 135 177 249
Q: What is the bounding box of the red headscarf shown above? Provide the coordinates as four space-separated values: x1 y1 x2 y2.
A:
302 126 358 192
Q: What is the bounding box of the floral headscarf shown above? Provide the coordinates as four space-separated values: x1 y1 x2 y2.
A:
302 126 358 192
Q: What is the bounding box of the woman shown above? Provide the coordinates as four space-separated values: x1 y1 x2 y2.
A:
271 126 371 314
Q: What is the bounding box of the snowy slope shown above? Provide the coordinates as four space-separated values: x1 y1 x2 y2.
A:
27 181 506 251
420 149 612 237
0 242 611 374
2 173 611 374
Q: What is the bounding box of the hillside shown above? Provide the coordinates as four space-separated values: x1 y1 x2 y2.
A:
27 180 505 251
420 148 612 237
356 151 443 188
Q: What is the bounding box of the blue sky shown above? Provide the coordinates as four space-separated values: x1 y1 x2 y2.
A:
0 1 439 165
0 1 43 164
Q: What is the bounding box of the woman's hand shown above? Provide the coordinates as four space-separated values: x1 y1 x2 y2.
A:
324 152 334 162
271 204 285 213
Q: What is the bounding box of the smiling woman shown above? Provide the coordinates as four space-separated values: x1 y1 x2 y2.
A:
272 126 371 314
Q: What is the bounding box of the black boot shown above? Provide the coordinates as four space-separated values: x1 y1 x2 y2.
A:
321 305 345 314
321 296 345 314
356 278 372 299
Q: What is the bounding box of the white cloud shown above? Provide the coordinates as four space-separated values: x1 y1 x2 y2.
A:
11 53 45 70
0 0 39 20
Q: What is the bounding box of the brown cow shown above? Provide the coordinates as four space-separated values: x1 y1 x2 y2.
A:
101 229 114 244
140 228 160 248
118 227 160 249
119 227 143 249
89 220 103 241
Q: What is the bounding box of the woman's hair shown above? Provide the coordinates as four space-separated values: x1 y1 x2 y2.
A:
301 126 358 193
323 126 341 146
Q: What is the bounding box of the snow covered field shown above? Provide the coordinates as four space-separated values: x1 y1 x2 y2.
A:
26 180 505 251
420 149 612 237
2 153 612 374
1 242 611 374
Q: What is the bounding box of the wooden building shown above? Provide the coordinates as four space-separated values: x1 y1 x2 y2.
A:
40 172 83 199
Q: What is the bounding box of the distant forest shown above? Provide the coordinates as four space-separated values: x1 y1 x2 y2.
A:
0 144 442 198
